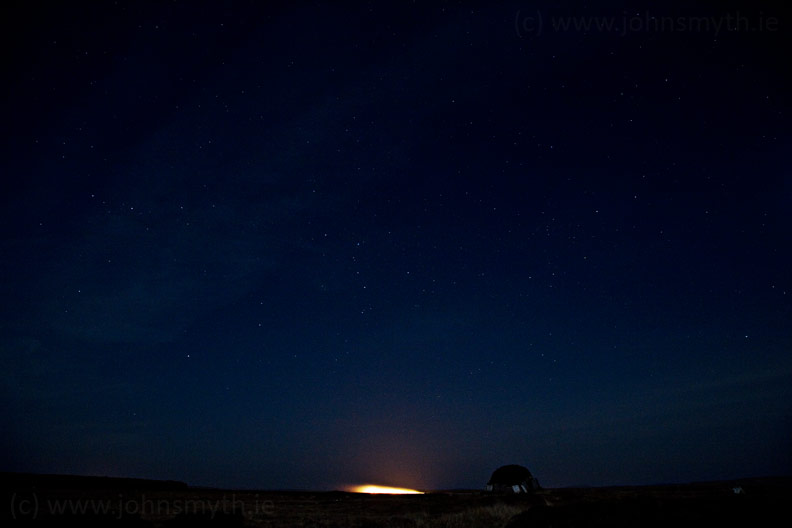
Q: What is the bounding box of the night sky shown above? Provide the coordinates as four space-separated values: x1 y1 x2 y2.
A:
1 1 791 491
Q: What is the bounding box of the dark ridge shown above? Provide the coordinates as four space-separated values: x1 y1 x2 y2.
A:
0 472 188 491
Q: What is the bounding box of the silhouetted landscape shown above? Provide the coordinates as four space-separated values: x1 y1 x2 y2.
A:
3 473 790 528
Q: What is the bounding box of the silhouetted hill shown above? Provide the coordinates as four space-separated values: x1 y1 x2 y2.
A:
0 472 188 491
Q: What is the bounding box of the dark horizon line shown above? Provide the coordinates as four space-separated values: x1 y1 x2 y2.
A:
3 470 790 493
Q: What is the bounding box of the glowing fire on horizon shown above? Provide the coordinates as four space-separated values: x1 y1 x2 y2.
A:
348 485 424 494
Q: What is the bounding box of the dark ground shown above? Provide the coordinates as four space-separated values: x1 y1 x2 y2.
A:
2 473 790 527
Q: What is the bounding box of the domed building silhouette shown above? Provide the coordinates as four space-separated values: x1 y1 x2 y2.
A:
485 464 541 493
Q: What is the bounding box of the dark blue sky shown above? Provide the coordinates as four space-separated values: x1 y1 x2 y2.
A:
1 1 790 490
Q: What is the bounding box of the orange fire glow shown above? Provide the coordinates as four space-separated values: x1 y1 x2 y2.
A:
348 485 424 494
